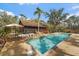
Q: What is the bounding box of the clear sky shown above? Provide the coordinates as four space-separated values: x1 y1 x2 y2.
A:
0 3 79 21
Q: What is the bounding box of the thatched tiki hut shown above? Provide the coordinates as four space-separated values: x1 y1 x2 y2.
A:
19 19 48 33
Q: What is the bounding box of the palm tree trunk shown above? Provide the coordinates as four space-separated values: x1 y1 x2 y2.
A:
38 20 40 32
38 15 40 32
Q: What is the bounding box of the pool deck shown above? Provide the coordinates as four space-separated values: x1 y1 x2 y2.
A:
1 33 79 56
57 41 79 56
70 33 79 40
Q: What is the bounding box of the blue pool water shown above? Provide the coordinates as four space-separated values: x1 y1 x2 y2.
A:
27 33 70 54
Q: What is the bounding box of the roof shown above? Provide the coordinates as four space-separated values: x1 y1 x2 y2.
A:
19 19 46 28
5 24 23 27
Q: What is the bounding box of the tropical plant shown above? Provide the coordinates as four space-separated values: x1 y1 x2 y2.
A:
20 14 27 19
0 11 18 39
46 23 54 32
65 15 79 33
33 19 46 26
44 8 69 32
0 11 17 26
34 7 43 32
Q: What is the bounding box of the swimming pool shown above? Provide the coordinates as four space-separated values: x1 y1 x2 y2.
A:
27 33 70 55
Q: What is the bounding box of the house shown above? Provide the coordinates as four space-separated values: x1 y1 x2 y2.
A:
19 19 48 33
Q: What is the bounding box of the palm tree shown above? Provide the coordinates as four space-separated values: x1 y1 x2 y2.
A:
65 15 79 33
44 8 69 32
19 14 27 20
34 7 43 32
45 8 69 25
76 16 79 29
20 14 27 18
